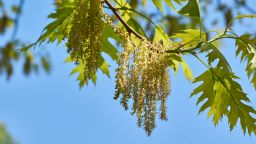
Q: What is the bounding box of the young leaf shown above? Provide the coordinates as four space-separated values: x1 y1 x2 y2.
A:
167 53 182 74
200 42 232 72
37 4 74 45
101 23 120 60
69 63 90 88
153 25 170 45
191 68 256 135
171 29 206 49
68 55 111 88
181 59 193 80
235 34 256 89
127 18 147 37
98 56 111 78
178 0 200 18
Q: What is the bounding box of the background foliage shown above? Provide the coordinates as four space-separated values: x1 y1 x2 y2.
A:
0 0 256 141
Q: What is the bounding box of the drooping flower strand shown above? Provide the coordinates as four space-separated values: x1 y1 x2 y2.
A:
102 13 171 135
132 40 170 135
101 11 129 40
66 0 103 80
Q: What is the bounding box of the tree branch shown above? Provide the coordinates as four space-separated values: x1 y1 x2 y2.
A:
234 0 256 14
11 0 25 40
104 0 143 39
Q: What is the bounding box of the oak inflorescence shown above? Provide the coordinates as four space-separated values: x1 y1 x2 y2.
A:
101 8 172 135
25 0 256 136
66 0 103 81
64 0 172 135
115 35 171 135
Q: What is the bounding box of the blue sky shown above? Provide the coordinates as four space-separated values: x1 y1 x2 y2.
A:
0 0 256 144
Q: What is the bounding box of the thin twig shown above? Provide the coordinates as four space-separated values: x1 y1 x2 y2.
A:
104 0 143 39
11 0 25 40
115 7 157 27
234 0 256 14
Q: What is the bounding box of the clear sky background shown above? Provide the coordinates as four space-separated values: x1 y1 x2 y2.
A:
0 0 256 144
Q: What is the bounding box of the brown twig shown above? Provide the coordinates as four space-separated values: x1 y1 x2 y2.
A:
104 0 143 39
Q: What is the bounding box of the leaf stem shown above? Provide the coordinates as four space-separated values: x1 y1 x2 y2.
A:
191 52 211 69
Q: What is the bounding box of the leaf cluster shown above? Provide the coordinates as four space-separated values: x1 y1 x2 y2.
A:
1 0 256 136
0 1 51 79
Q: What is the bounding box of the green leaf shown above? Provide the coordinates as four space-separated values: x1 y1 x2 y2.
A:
153 25 170 45
178 0 200 17
191 68 256 135
116 0 133 20
171 29 206 49
68 55 111 88
36 2 74 45
98 56 111 78
64 55 73 63
99 61 110 77
0 1 3 7
167 53 182 74
235 34 256 89
200 42 232 72
23 52 33 75
101 23 120 60
152 0 164 14
173 0 187 5
69 63 89 88
163 0 176 10
41 57 51 73
127 18 147 37
181 59 193 80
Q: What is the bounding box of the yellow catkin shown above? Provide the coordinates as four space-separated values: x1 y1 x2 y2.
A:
102 13 171 135
102 11 171 135
66 0 103 80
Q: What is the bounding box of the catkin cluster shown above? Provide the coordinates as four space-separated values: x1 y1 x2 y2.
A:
102 12 171 135
66 0 103 80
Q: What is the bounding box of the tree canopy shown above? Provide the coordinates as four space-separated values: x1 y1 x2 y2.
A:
0 0 256 136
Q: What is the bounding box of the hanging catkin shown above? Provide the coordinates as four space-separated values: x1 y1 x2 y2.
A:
66 0 103 80
102 12 171 135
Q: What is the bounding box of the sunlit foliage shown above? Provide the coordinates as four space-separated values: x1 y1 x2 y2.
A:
1 0 256 136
